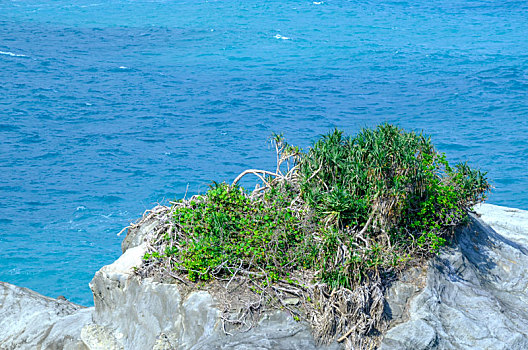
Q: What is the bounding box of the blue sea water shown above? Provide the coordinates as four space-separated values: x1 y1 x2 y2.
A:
1 0 527 306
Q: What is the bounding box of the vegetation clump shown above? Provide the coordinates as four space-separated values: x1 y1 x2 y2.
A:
139 124 490 349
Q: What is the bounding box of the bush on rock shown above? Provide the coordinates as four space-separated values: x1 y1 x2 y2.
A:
140 124 490 348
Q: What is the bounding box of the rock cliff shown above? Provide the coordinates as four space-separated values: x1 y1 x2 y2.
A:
381 204 528 349
0 282 92 350
1 203 527 349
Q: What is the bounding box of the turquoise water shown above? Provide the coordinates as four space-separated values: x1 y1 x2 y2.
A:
1 0 527 305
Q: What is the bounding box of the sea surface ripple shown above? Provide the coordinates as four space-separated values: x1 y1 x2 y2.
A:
1 0 527 305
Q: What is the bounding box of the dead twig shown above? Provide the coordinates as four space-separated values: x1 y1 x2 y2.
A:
232 169 280 186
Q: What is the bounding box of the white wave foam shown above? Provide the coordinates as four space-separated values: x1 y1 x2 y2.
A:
313 1 324 4
274 34 291 40
118 66 128 69
80 3 103 8
0 51 27 57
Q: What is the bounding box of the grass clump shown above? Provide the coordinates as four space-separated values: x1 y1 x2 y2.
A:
139 123 490 349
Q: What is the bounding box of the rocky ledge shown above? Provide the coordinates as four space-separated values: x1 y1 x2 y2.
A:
1 203 527 350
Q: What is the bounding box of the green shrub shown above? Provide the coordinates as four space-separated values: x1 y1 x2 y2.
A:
299 124 489 285
143 123 490 289
161 181 311 282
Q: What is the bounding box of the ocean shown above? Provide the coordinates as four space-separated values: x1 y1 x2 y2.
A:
1 0 527 305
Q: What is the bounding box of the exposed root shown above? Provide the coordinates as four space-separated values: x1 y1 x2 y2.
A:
309 279 386 349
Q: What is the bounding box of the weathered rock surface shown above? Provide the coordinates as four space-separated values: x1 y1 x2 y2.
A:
2 203 528 350
120 207 165 253
85 239 339 350
0 282 93 350
381 204 528 350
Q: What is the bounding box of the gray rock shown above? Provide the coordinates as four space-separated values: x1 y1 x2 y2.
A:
0 282 93 350
383 266 426 323
3 203 528 350
382 319 437 350
80 324 124 350
381 204 528 350
192 311 340 350
85 242 339 350
121 215 161 253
